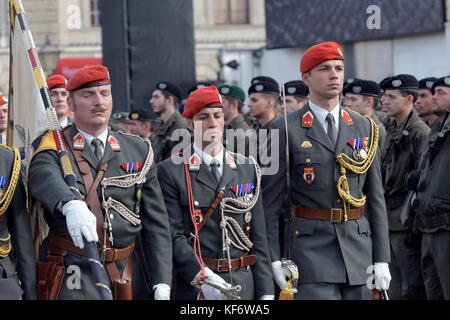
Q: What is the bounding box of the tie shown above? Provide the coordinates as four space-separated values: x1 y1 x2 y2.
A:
326 113 337 146
0 135 2 144
210 160 221 184
91 138 103 161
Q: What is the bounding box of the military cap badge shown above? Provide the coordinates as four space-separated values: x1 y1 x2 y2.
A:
445 77 450 85
392 80 402 87
426 81 434 89
287 87 296 94
352 86 362 94
158 83 167 90
221 87 230 94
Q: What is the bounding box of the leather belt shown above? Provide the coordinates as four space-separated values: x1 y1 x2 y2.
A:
203 254 257 273
294 206 365 222
47 231 134 263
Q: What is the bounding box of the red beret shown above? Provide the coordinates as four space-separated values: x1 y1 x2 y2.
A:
47 74 67 90
0 93 7 105
183 86 223 118
300 41 344 73
66 64 111 92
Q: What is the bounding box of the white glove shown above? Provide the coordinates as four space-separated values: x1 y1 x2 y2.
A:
272 261 291 290
374 262 391 290
153 283 171 300
194 267 228 300
259 295 275 300
62 200 98 249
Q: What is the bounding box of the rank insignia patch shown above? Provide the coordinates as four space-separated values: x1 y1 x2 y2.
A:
73 133 85 150
303 168 315 184
302 111 314 128
341 110 353 125
120 162 142 173
108 136 121 151
188 153 201 171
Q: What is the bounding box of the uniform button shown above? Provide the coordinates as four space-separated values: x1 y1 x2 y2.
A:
194 201 199 206
336 199 342 204
305 159 311 164
293 230 300 237
110 214 114 220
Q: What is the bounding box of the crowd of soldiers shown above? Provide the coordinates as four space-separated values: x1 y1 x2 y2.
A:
0 40 450 300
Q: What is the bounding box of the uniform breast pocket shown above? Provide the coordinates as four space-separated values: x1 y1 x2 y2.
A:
179 192 215 229
292 151 330 190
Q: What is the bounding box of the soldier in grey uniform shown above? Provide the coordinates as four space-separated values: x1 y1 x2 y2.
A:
150 81 187 163
218 84 252 157
284 80 309 113
412 76 450 299
29 64 172 300
263 41 391 300
415 78 439 131
157 85 274 300
0 145 37 299
380 75 429 299
344 79 387 154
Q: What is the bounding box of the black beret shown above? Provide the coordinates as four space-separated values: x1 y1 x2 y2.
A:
284 80 309 98
251 76 278 86
155 81 182 101
343 79 381 97
418 77 437 91
379 76 392 90
381 74 418 91
431 76 450 94
188 81 213 96
343 78 362 88
129 109 157 122
248 80 280 96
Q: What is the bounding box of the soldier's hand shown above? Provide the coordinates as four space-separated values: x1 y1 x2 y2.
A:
272 261 291 290
374 262 391 290
62 200 98 249
195 267 229 300
153 283 171 300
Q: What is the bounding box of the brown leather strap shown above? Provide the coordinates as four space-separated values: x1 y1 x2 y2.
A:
203 255 257 273
62 128 107 242
197 188 225 232
47 232 134 263
294 206 365 222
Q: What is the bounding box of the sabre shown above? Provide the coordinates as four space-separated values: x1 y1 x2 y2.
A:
197 277 242 300
9 0 112 300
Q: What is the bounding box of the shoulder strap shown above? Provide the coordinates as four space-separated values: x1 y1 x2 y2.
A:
62 128 107 243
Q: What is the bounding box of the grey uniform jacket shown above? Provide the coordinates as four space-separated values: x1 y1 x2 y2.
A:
29 125 172 299
152 111 187 163
157 147 274 299
262 103 390 285
0 146 37 299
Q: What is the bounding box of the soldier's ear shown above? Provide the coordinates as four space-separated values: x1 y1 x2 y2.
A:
302 72 310 86
186 118 193 131
67 94 75 111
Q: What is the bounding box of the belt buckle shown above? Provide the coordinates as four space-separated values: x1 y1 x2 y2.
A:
331 208 342 223
216 258 228 272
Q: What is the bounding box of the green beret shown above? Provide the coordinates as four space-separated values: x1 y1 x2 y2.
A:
218 84 246 102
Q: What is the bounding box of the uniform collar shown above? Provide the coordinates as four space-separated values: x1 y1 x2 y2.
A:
76 127 108 148
309 100 340 131
193 142 224 167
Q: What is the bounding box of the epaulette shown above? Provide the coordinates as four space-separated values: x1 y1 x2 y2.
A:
118 131 145 142
32 130 57 158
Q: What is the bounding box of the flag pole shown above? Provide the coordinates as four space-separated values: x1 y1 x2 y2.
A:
9 0 113 300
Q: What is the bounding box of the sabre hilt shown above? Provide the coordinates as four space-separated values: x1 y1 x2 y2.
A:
194 276 242 300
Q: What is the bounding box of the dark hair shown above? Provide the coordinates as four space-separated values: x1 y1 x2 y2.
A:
160 91 180 105
399 89 418 103
223 96 244 113
363 95 380 109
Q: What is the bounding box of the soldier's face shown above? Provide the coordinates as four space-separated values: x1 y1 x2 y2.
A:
188 107 224 149
248 93 273 118
345 93 371 115
50 88 69 118
284 96 306 113
415 89 434 117
222 97 233 122
380 90 410 118
0 103 7 132
302 60 344 100
150 90 167 114
432 86 450 116
129 120 143 136
69 85 113 132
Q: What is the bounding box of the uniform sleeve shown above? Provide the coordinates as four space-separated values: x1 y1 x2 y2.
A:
139 162 173 287
8 174 38 300
249 182 275 297
261 120 286 262
363 132 391 263
157 162 202 284
28 150 75 214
